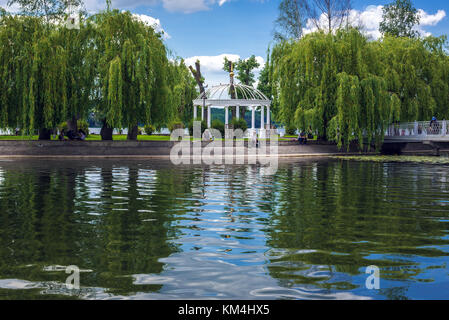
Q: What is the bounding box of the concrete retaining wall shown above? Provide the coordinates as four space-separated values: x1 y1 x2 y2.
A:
0 140 363 157
381 141 449 155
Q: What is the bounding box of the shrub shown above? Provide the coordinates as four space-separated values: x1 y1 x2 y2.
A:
58 119 89 136
231 118 248 132
144 124 155 135
211 119 224 137
188 118 207 136
58 122 67 132
167 119 184 132
285 124 297 136
78 120 89 136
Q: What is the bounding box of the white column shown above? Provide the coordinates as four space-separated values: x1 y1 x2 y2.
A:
260 105 264 129
225 106 229 126
201 106 204 121
267 106 270 129
251 106 255 129
236 106 240 119
194 106 197 120
443 120 447 136
207 106 211 128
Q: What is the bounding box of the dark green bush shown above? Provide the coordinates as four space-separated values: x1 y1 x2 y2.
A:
231 118 248 132
285 124 297 136
167 119 184 132
188 118 207 136
211 119 224 137
58 120 89 136
144 124 155 135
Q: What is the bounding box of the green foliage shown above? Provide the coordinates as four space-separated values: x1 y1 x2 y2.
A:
231 118 248 132
235 55 260 86
223 55 260 87
273 0 306 41
379 0 420 38
7 0 83 24
144 124 155 135
257 58 272 99
167 58 198 125
268 28 449 150
78 119 89 135
167 119 184 132
137 127 143 135
93 9 171 135
211 119 225 137
285 124 297 136
0 9 190 140
58 119 90 136
188 118 207 136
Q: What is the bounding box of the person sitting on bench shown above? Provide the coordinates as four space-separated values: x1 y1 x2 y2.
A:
298 130 307 145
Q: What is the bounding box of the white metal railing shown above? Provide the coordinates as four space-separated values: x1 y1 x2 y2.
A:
385 120 448 138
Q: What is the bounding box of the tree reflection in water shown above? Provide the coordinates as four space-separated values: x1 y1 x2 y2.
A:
0 159 448 299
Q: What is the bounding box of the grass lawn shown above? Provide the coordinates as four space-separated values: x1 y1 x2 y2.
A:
85 134 172 141
280 135 318 141
0 134 172 141
0 134 313 142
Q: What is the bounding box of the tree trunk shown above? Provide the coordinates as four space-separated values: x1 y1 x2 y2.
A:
239 106 246 121
127 125 138 140
189 62 207 124
100 119 113 141
321 118 327 141
67 116 78 133
38 128 52 140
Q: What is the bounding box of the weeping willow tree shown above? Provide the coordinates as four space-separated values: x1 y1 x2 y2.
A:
55 15 97 133
0 11 69 139
0 6 181 140
268 27 449 150
91 9 172 140
0 10 100 139
167 58 198 126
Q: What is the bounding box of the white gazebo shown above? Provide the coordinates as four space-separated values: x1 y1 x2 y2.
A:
192 83 271 138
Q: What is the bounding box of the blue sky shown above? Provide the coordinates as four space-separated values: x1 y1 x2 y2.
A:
151 0 449 85
1 0 448 85
148 0 449 57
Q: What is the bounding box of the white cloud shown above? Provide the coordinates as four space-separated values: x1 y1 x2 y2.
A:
185 54 264 87
419 9 446 26
163 0 233 13
0 0 170 40
0 0 22 13
303 5 446 40
132 13 170 39
163 0 209 13
83 0 107 13
2 0 232 15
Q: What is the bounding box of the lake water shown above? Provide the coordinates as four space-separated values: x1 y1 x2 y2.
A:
0 158 448 300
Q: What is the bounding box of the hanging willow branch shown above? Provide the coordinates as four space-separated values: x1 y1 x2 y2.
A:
0 9 196 139
268 28 449 150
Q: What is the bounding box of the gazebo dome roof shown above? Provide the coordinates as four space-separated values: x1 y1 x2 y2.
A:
193 83 271 108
